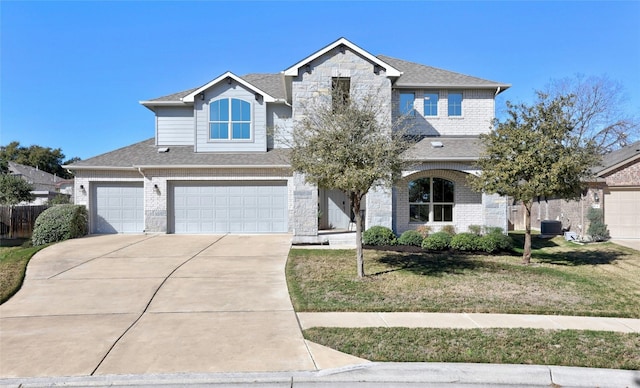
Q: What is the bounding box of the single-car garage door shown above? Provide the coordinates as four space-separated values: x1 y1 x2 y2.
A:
93 183 144 234
171 181 288 233
604 189 640 239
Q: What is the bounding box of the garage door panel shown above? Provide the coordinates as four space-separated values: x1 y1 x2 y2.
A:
172 181 288 234
94 183 144 234
605 189 640 239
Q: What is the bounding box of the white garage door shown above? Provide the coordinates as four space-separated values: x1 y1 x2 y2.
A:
172 181 288 233
93 183 144 233
604 189 640 239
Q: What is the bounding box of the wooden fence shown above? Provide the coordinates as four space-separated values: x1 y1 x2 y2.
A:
0 205 49 240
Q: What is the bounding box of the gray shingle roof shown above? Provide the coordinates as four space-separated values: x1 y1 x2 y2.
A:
8 162 62 191
402 137 483 162
241 73 287 100
147 87 200 102
66 139 291 169
378 55 510 90
595 140 640 175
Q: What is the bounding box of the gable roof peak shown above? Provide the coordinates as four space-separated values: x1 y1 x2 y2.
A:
283 37 402 77
180 71 277 103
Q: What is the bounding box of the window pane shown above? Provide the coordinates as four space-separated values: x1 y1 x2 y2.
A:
210 123 228 139
408 178 430 203
232 99 250 121
232 123 250 139
399 93 415 116
332 78 350 111
448 92 462 116
410 204 430 223
434 205 453 222
424 93 438 116
210 100 220 121
433 178 454 202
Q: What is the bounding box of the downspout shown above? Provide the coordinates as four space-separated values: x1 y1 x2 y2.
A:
495 87 501 96
137 167 146 179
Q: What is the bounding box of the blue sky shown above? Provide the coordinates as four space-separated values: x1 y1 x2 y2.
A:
2 1 639 161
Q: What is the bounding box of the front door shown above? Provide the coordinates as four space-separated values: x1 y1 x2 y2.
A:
319 189 351 230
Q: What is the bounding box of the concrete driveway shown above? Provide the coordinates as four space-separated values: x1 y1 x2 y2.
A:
0 234 365 378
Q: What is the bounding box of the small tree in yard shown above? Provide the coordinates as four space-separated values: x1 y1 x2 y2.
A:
469 93 600 264
290 88 411 278
0 174 33 205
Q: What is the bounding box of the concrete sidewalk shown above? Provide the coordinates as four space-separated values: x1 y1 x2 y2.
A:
298 312 640 332
2 363 638 387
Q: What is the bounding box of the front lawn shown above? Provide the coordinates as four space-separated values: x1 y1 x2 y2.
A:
0 243 47 304
286 234 640 318
304 327 640 370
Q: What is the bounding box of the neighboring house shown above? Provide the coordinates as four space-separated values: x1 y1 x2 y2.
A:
6 162 71 205
67 38 510 241
508 141 640 239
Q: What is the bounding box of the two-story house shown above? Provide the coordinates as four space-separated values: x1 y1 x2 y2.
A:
68 38 510 241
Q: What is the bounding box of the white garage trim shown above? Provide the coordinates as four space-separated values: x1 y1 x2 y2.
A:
92 182 144 234
170 181 288 234
604 188 640 239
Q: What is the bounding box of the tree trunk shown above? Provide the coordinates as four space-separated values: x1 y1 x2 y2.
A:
351 192 365 278
523 200 532 265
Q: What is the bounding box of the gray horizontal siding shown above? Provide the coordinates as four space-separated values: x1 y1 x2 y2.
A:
156 106 194 146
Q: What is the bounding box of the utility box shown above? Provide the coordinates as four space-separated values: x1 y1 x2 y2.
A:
540 220 562 235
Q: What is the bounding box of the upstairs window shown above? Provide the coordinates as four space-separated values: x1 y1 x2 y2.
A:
399 92 415 116
210 98 251 140
423 92 439 116
409 177 455 223
448 92 463 116
332 78 350 112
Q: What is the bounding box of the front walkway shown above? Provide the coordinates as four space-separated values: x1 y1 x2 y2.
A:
298 312 640 332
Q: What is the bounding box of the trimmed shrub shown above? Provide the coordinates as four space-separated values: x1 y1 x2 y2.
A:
398 230 424 247
440 225 456 235
468 225 483 235
479 233 513 253
485 226 505 235
450 232 481 251
422 231 452 251
32 205 88 246
363 226 397 246
587 208 610 242
416 225 432 238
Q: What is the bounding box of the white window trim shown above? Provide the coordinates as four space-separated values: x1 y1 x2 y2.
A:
408 177 455 224
447 91 464 118
208 97 254 142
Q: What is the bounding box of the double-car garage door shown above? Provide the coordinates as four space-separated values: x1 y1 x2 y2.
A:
92 181 288 234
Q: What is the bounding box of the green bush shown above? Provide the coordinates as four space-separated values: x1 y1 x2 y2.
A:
32 205 88 246
485 226 504 235
586 208 610 242
468 225 483 235
422 232 452 251
478 233 513 253
398 230 424 247
363 226 397 246
450 232 481 251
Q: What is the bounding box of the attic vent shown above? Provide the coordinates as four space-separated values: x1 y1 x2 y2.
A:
157 147 170 153
430 141 444 148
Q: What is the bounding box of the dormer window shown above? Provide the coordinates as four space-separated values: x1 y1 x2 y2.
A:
209 98 252 140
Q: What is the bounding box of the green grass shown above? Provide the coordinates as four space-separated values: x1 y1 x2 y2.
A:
0 243 47 304
287 234 640 317
304 327 640 370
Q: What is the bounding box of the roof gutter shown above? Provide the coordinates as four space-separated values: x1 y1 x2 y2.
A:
133 164 292 169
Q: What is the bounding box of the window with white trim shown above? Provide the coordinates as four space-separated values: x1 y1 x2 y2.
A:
423 92 439 116
448 92 462 116
399 92 415 116
209 98 251 140
408 177 454 223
